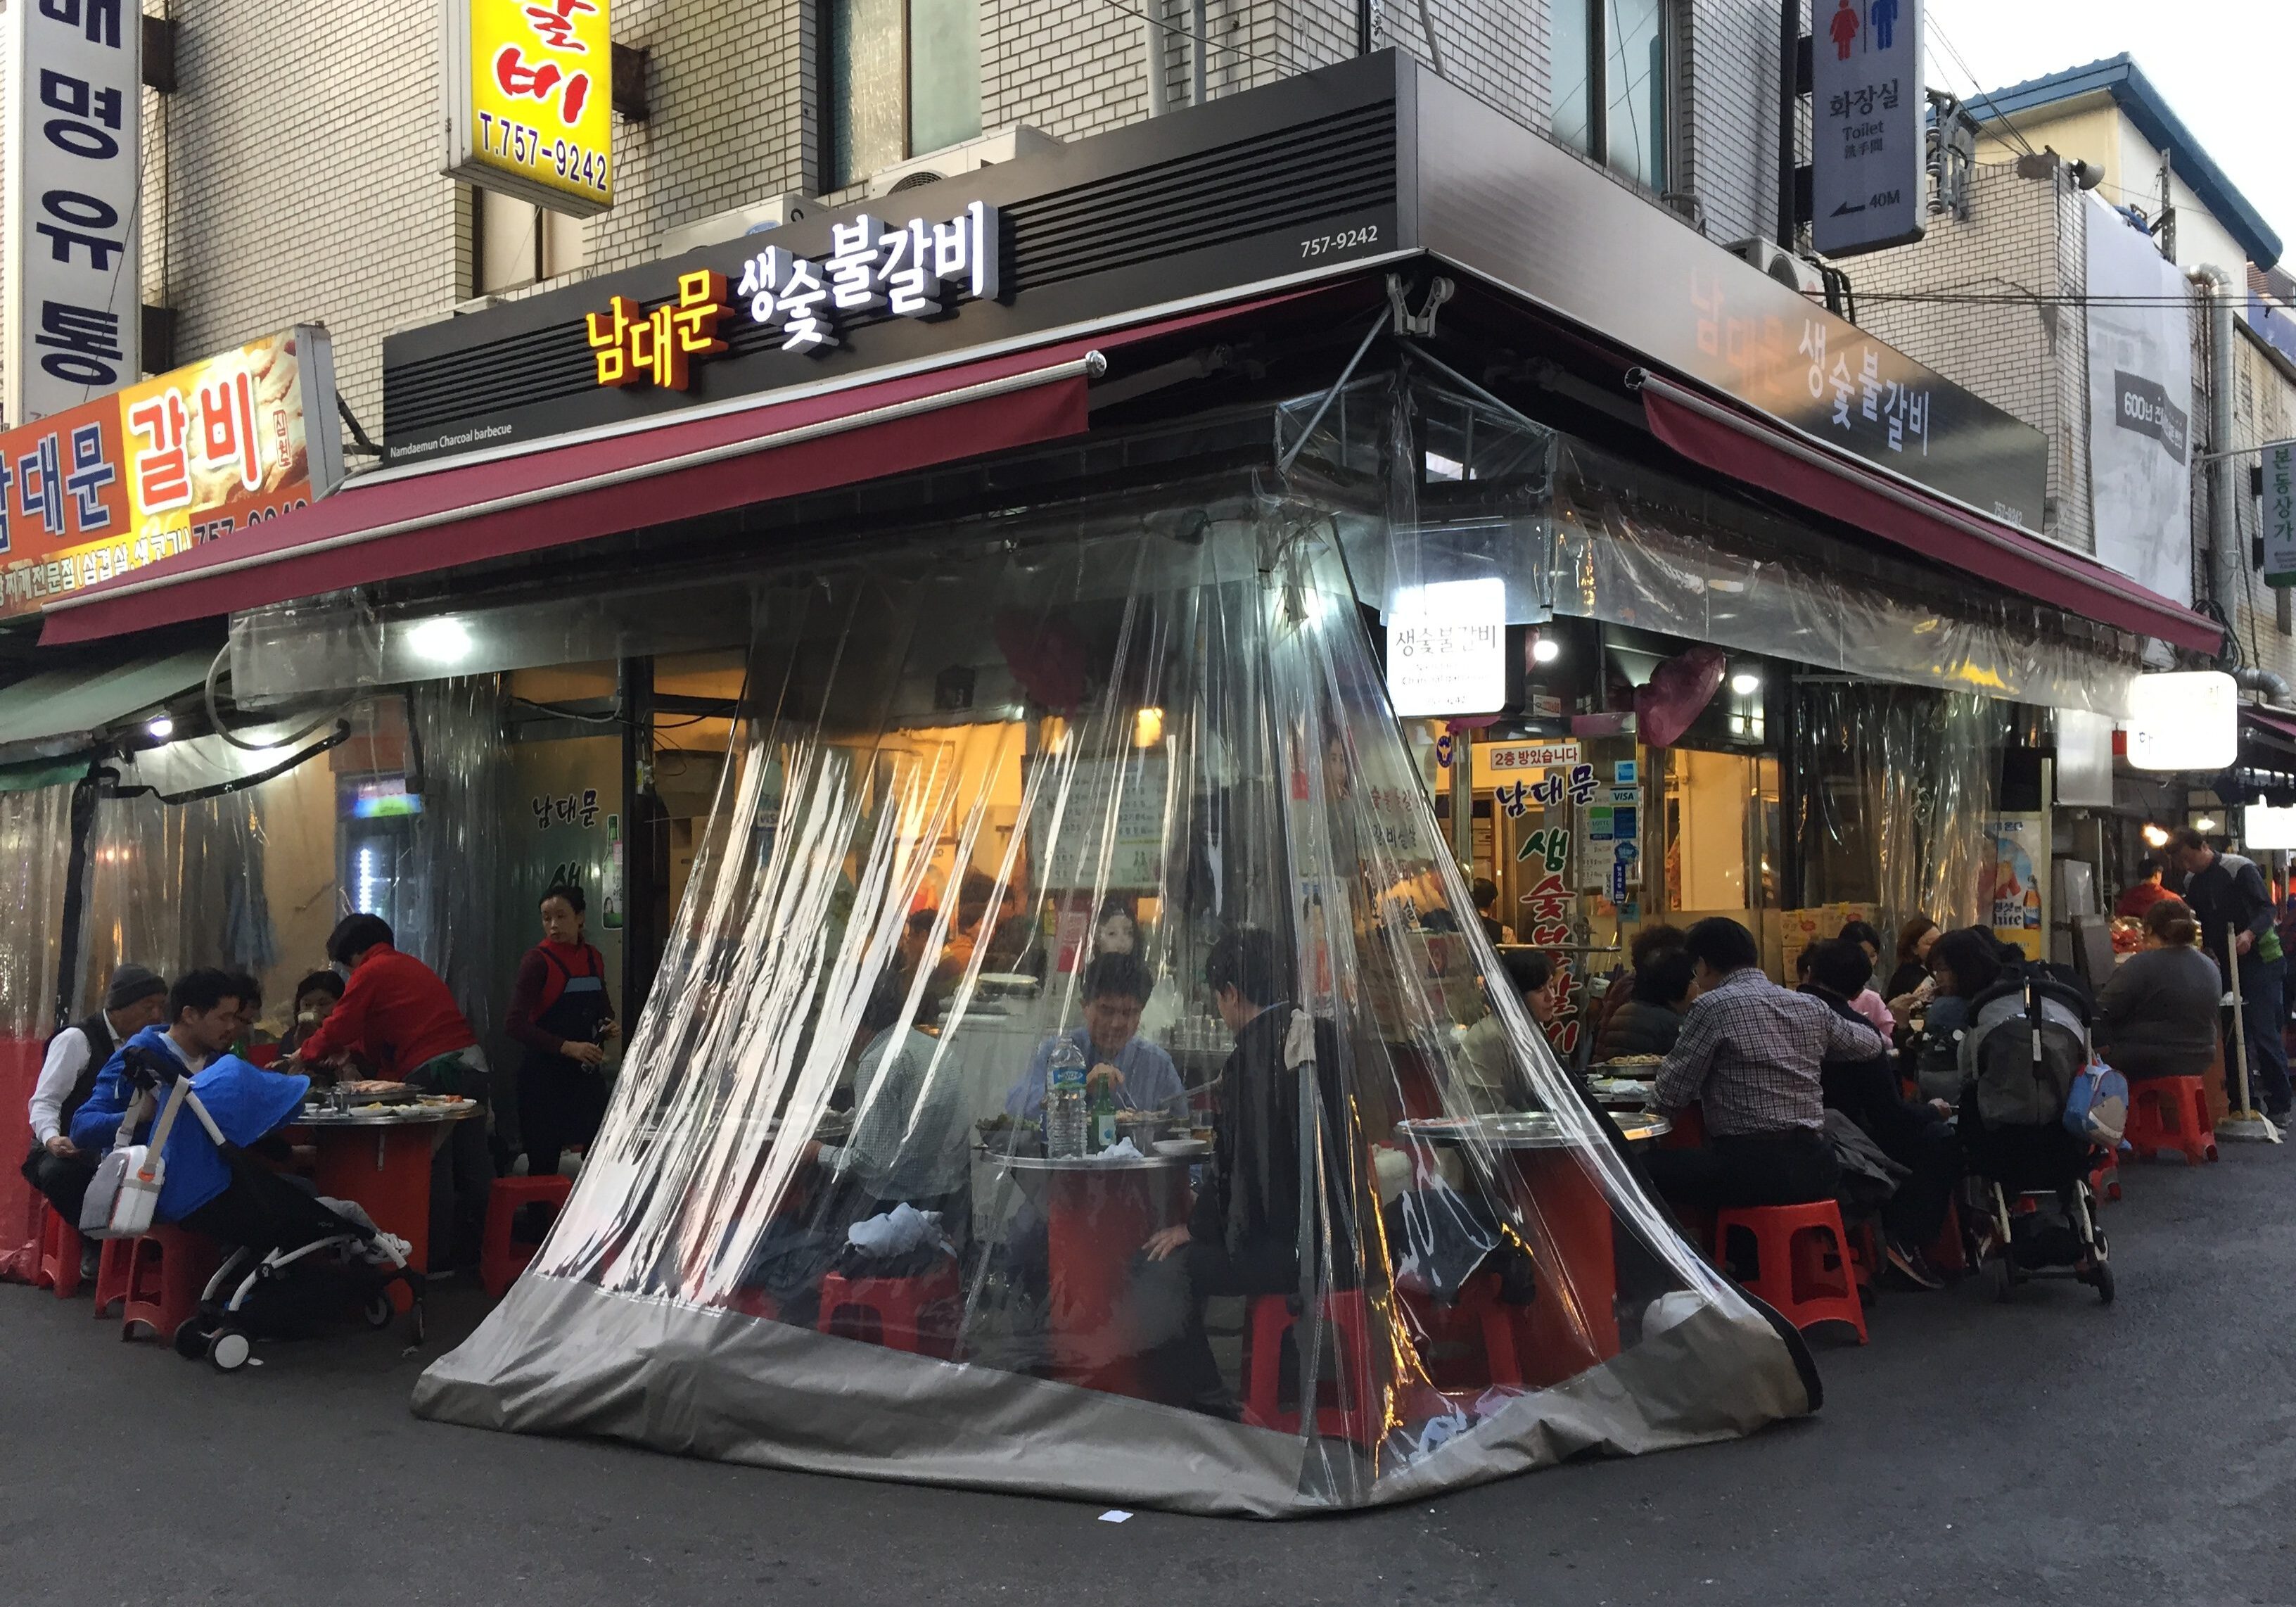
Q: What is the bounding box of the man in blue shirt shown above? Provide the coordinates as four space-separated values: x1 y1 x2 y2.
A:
1005 953 1187 1122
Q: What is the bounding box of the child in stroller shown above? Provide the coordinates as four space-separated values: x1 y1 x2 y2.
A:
1955 968 2115 1304
108 1043 426 1369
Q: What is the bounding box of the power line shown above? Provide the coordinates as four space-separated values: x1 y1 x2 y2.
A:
1923 17 2038 160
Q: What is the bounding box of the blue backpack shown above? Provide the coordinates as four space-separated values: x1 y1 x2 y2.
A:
2064 1062 2129 1149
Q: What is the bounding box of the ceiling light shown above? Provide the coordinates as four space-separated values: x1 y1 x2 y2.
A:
406 617 474 665
1530 635 1561 665
1729 671 1763 697
2141 822 2170 847
2194 815 2219 834
144 716 174 739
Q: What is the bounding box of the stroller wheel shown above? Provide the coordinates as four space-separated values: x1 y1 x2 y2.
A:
410 1299 427 1347
2088 1262 2116 1305
362 1292 395 1330
173 1316 219 1361
1988 1254 2014 1303
207 1329 253 1373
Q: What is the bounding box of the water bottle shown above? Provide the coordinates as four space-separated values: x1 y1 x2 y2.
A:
1045 1036 1088 1158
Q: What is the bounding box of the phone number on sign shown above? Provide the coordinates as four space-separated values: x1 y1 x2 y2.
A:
477 112 610 196
1301 224 1382 258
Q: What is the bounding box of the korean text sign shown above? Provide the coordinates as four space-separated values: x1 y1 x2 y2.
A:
4 0 141 423
0 326 345 616
2264 442 2296 588
1811 0 1923 257
444 0 613 216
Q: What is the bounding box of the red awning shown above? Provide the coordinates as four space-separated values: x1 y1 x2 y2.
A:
2245 705 2296 745
1628 368 2223 654
41 295 1313 646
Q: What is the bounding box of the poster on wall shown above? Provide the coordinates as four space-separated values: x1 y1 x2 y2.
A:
3 0 141 422
2084 196 2193 607
1986 813 2048 961
0 326 345 617
442 0 615 216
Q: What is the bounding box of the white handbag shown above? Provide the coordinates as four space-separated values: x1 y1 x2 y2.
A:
79 1071 212 1239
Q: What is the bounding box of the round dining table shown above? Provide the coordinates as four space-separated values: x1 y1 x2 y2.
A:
993 1150 1192 1399
1392 1109 1669 1388
289 1099 482 1307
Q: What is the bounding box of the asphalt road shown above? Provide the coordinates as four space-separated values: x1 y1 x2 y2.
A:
6 1143 2292 1607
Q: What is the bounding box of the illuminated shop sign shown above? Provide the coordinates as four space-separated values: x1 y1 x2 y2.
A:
443 0 615 215
585 269 729 390
727 200 1000 356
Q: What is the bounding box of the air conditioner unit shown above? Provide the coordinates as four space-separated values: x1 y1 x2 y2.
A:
658 193 814 259
1728 236 1828 299
862 125 1057 200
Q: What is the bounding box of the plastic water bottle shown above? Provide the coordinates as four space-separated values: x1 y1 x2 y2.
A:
1045 1037 1088 1158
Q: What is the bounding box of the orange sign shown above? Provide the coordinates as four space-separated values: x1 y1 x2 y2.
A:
0 326 343 616
584 269 729 390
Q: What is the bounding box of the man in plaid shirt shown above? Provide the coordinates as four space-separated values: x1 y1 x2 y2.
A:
1645 918 1887 1209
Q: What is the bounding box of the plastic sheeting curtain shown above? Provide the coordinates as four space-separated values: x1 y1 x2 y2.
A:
1792 682 2003 936
401 676 509 1051
0 781 74 1044
417 480 1809 1515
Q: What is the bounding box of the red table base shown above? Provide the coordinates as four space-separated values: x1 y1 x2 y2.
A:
300 1123 440 1310
1043 1167 1185 1399
1505 1148 1621 1387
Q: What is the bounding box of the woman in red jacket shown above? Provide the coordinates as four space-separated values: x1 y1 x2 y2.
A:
508 882 618 1179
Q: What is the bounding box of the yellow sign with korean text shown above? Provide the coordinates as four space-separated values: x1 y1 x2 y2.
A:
0 326 345 618
442 0 613 217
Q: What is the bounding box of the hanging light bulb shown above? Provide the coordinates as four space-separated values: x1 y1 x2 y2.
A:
145 715 174 739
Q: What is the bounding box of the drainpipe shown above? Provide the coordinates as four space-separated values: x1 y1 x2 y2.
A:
1139 0 1168 118
2195 264 2296 708
2197 264 2247 640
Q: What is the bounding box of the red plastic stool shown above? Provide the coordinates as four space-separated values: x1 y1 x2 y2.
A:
1846 1217 1879 1299
2124 1076 2216 1165
815 1260 961 1358
1396 1271 1524 1392
92 1237 134 1318
1244 1288 1382 1447
1927 1195 1967 1276
120 1226 217 1345
480 1174 574 1299
36 1203 84 1298
1714 1200 1868 1344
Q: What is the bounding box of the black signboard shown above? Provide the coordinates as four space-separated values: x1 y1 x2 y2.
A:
384 50 2048 528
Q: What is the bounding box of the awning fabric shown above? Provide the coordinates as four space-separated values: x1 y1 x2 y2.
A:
0 644 214 762
2243 705 2296 746
41 293 1316 647
1628 369 2224 654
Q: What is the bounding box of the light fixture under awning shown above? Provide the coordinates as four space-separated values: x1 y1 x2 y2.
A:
0 645 215 765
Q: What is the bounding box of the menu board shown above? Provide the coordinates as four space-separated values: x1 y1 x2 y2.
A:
1026 753 1169 891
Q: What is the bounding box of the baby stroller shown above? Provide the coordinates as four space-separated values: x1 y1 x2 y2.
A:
109 1045 427 1371
1956 970 2114 1305
174 1172 428 1372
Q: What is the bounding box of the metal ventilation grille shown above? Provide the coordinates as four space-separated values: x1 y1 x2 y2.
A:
383 99 1397 444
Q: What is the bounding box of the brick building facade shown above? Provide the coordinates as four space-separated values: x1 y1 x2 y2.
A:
0 1 1806 450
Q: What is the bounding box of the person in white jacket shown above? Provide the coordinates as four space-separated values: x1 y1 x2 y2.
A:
21 964 169 1229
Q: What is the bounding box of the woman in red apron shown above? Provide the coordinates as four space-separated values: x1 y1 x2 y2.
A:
507 882 618 1179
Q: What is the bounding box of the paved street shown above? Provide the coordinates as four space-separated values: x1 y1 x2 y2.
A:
5 1145 2291 1607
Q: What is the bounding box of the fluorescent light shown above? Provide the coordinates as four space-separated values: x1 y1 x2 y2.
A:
1730 671 1763 697
406 616 475 665
2193 815 2219 834
1530 635 1561 665
144 716 174 739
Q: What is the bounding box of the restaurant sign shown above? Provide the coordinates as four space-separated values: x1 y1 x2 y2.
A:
0 327 344 616
442 0 613 216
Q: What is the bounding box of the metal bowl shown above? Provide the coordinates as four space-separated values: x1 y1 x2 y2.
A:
1114 1111 1171 1150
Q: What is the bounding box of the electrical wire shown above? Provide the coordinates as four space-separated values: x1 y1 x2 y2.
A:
1923 18 2038 160
203 643 352 753
1097 0 1292 77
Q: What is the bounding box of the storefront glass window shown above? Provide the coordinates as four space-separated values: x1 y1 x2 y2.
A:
1550 0 1594 154
1604 0 1668 191
909 0 984 160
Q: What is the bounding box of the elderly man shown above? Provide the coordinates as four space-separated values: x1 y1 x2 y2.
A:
20 964 169 1226
1005 952 1187 1123
1645 917 1887 1212
2170 826 2292 1123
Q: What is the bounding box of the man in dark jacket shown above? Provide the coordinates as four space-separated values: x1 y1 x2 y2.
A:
1133 927 1353 1416
2171 827 2291 1122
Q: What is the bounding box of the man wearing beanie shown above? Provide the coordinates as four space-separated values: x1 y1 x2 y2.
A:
20 964 169 1223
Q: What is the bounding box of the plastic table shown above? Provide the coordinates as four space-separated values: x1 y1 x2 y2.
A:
995 1152 1190 1399
289 1100 481 1308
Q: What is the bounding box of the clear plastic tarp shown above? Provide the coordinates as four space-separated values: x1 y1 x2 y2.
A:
0 780 76 1277
414 478 1811 1516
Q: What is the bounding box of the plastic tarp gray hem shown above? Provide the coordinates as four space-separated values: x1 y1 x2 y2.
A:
410 1275 1810 1519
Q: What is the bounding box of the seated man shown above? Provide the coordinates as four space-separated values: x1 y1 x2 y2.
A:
21 963 167 1227
112 1039 325 1255
1801 939 1959 1289
1644 917 1886 1213
812 973 972 1232
1133 928 1353 1417
70 969 248 1158
1005 952 1187 1123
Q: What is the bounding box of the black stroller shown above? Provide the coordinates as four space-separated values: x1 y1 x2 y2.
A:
1955 971 2114 1304
115 1046 428 1371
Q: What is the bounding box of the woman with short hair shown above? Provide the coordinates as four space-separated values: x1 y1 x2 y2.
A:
2095 897 2221 1082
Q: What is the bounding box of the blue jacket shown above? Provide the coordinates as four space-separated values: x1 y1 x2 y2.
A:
69 1024 185 1154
